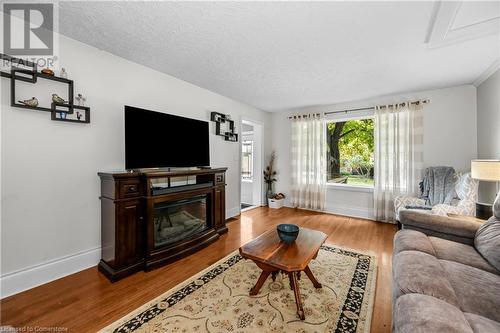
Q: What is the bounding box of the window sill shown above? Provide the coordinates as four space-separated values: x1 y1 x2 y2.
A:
326 183 374 193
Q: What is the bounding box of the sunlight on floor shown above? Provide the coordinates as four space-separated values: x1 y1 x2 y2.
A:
240 213 254 243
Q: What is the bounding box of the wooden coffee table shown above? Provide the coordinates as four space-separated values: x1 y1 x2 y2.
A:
239 227 327 320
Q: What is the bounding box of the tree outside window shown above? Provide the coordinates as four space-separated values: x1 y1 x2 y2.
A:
326 118 374 186
242 140 253 181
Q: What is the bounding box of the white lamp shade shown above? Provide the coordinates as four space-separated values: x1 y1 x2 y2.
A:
471 160 500 181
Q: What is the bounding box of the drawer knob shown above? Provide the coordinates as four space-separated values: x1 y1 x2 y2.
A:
128 186 136 192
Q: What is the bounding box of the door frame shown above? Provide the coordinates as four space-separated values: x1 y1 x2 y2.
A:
240 118 265 211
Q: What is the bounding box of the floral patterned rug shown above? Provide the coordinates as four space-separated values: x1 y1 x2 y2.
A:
100 245 377 333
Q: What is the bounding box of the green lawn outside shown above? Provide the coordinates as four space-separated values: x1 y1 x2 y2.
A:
328 174 374 187
346 175 374 186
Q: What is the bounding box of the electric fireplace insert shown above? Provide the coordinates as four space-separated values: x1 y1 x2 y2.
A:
153 195 208 248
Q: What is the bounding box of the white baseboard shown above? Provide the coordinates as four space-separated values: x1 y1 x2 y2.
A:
0 246 101 299
323 205 375 220
284 203 374 220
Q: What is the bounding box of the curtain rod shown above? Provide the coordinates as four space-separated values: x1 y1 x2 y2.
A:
288 99 430 119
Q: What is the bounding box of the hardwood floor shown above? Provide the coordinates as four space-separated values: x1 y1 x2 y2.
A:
1 207 397 332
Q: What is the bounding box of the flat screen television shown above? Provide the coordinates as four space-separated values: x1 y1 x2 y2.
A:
125 106 210 169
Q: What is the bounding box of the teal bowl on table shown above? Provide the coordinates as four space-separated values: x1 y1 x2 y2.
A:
277 224 299 243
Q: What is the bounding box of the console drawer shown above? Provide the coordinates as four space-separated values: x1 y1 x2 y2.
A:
119 181 141 198
215 173 225 184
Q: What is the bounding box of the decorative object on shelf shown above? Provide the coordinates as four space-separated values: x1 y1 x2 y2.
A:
264 151 277 199
41 68 54 76
17 97 39 107
51 102 90 124
210 111 238 142
52 93 67 104
75 93 86 106
0 53 90 124
60 68 68 79
276 223 299 243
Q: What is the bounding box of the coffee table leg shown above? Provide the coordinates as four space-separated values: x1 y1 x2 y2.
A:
250 270 271 296
304 265 322 288
289 272 305 320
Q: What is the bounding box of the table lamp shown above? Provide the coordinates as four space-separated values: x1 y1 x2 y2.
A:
471 159 500 219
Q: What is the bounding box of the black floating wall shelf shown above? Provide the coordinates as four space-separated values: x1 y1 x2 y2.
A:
0 53 90 124
210 111 238 142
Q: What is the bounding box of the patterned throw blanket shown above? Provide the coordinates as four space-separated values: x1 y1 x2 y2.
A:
421 166 456 206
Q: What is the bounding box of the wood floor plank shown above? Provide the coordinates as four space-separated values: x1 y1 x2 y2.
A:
1 207 397 332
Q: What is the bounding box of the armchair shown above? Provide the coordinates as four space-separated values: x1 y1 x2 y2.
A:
394 172 479 221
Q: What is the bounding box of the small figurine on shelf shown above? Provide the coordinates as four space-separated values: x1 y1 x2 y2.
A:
75 93 86 106
76 111 83 121
41 68 54 76
60 68 68 79
18 97 39 107
52 93 67 104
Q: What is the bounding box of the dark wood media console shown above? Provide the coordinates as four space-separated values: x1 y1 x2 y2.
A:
98 167 227 281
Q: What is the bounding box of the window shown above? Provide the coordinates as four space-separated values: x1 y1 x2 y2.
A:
242 140 253 181
326 118 374 187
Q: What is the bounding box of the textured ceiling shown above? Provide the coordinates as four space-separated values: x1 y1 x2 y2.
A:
58 1 500 112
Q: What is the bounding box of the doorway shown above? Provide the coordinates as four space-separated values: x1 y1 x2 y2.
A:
240 119 263 212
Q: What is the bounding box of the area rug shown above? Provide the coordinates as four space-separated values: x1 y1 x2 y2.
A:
100 245 377 333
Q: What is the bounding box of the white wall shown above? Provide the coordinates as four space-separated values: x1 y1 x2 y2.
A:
271 85 478 219
476 68 500 202
0 35 272 297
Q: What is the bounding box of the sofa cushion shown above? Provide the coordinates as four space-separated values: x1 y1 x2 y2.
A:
441 260 500 323
475 215 500 272
393 230 436 256
400 210 479 245
394 294 473 333
429 236 499 275
464 313 500 333
393 250 459 306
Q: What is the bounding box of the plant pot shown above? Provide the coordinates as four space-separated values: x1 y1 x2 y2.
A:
268 198 284 209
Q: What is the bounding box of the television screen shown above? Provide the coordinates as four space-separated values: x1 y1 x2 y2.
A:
125 106 210 169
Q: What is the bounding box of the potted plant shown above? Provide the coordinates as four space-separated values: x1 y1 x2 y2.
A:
264 152 286 208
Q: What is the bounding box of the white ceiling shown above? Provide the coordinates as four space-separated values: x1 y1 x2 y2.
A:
58 1 500 112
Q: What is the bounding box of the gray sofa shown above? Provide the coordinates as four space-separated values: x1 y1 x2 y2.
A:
392 200 500 332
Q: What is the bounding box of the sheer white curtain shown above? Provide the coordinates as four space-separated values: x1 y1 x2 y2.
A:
374 102 424 223
290 114 327 210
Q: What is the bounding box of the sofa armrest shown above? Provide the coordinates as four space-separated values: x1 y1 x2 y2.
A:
394 196 426 221
399 210 482 245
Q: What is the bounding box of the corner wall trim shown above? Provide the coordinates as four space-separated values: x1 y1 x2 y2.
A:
227 206 240 219
0 246 101 299
473 58 500 87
